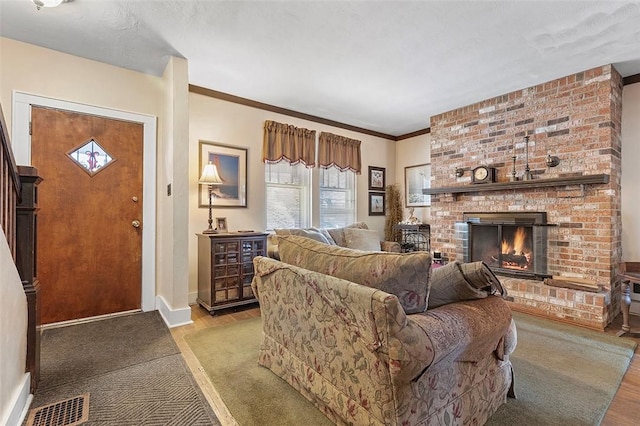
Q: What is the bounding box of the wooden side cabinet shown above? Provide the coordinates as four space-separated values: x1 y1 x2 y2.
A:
197 232 268 314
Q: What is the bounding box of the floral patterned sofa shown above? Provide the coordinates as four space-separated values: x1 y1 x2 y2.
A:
251 235 516 426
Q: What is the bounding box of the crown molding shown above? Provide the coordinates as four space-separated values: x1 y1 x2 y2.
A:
623 73 640 86
189 85 398 141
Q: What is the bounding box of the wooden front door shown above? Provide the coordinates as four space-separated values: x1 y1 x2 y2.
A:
31 106 144 324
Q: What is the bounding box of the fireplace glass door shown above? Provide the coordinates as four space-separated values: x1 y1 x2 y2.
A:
470 225 534 272
463 212 548 278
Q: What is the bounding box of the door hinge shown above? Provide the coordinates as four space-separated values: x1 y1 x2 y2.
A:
29 121 32 135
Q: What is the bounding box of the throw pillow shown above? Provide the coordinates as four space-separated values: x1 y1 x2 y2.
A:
458 261 506 297
278 235 431 314
311 227 337 245
327 221 369 247
344 228 381 251
428 261 499 309
275 228 331 245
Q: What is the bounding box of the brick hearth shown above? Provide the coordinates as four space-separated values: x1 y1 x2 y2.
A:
429 64 622 330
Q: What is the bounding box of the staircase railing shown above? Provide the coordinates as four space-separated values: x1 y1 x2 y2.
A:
0 103 22 257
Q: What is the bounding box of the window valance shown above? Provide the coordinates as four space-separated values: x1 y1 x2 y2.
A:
318 132 362 174
263 120 316 167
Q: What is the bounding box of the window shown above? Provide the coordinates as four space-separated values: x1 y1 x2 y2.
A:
265 161 311 230
319 167 356 229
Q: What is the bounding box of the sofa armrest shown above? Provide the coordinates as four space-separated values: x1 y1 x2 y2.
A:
408 296 513 366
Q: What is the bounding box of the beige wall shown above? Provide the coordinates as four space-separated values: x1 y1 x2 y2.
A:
395 133 431 225
188 93 396 300
0 38 163 132
622 82 640 261
0 233 28 426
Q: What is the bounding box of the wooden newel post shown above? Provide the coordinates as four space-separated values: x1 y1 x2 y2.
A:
16 165 43 393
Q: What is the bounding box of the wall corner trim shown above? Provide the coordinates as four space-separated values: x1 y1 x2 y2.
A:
156 295 193 328
1 373 32 426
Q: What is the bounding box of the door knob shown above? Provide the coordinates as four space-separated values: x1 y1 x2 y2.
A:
132 220 141 228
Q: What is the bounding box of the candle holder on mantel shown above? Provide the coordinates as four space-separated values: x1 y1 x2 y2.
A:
523 135 534 181
510 152 518 181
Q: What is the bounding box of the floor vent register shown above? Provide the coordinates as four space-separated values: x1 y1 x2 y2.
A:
27 394 89 426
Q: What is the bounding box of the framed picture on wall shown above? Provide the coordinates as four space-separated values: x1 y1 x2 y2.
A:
368 192 386 216
405 163 431 207
199 141 248 208
368 166 386 191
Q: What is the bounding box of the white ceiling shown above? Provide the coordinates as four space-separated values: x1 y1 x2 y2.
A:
1 0 640 137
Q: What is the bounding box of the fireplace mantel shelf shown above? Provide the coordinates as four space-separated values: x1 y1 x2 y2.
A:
423 174 610 195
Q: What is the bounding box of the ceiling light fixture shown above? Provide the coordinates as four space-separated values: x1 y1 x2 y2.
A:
32 0 65 11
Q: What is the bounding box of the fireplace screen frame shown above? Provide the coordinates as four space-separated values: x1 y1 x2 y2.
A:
462 212 551 279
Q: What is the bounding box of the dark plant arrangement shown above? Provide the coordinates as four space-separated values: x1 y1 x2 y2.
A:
384 184 403 242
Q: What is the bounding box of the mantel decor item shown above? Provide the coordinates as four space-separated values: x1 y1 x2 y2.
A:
510 148 518 181
405 163 431 207
546 154 560 167
523 135 533 181
199 162 224 234
471 166 497 184
199 141 248 208
368 166 386 191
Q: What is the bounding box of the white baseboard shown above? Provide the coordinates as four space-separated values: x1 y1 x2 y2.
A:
1 373 32 426
156 295 193 328
188 291 198 305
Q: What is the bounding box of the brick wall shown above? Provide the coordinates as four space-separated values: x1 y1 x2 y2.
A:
430 65 623 329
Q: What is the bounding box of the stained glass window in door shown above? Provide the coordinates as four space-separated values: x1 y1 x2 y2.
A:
67 138 114 175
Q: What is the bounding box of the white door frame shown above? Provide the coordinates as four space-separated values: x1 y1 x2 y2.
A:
12 91 157 312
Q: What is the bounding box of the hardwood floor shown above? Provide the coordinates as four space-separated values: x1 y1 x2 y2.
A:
601 312 640 426
170 305 261 426
173 304 640 426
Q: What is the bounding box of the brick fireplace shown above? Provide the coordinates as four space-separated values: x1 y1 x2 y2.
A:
428 65 622 330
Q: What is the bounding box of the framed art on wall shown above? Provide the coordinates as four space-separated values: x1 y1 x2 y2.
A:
405 163 431 207
368 192 386 216
199 141 248 208
368 166 386 191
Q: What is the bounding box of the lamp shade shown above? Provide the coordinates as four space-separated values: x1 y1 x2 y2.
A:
199 162 224 185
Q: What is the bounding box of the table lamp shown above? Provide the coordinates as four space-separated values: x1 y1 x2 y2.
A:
199 161 224 234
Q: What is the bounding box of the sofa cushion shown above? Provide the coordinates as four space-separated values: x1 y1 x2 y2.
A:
278 235 432 313
428 261 504 309
327 221 368 247
344 228 381 251
274 227 333 245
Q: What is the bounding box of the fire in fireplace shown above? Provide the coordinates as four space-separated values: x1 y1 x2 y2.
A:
461 212 550 279
501 226 532 270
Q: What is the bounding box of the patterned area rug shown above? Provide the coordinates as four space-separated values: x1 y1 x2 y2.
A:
29 311 219 426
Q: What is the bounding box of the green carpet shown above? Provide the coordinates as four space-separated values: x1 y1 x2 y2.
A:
185 312 637 426
488 312 637 426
